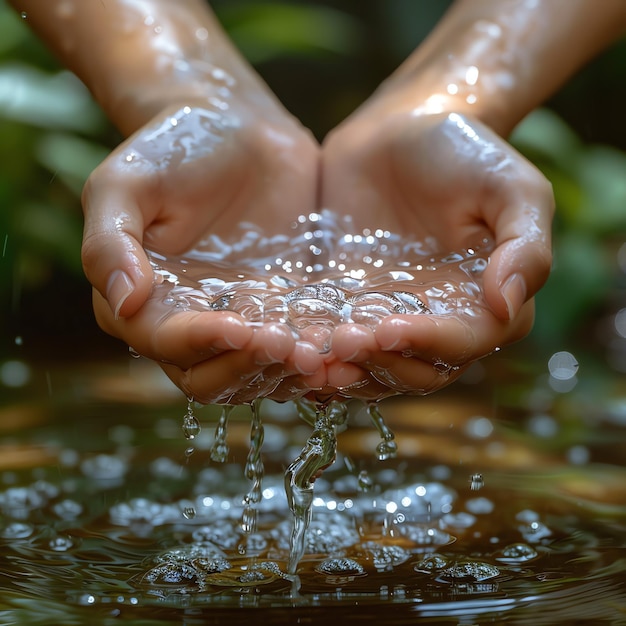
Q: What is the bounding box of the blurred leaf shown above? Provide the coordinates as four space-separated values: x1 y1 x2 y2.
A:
511 108 582 167
0 64 105 132
576 145 626 233
0 2 30 55
532 232 612 346
218 3 364 63
14 201 83 274
35 132 109 195
536 164 584 227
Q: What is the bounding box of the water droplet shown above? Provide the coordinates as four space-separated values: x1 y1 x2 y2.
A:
469 473 484 491
128 346 141 358
182 414 200 440
182 399 200 440
414 553 450 574
182 506 196 520
241 504 257 534
358 470 373 491
367 403 397 460
20 11 27 19
441 560 500 581
241 401 264 533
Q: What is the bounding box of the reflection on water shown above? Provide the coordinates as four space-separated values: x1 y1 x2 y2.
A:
0 358 625 625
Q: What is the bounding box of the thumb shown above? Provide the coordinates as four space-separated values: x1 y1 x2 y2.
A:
483 194 554 321
81 181 154 319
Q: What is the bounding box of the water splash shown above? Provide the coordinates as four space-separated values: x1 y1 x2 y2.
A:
182 398 200 440
284 401 342 574
210 405 233 462
241 400 265 534
367 403 398 460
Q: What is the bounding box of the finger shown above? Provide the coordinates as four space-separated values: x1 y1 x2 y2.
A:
374 305 534 365
331 324 378 362
366 351 467 395
93 290 254 368
482 167 554 320
162 325 300 404
81 165 155 320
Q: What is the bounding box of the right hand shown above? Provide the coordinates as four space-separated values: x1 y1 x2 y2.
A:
81 98 325 404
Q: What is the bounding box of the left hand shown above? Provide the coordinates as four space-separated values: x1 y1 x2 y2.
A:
318 102 554 398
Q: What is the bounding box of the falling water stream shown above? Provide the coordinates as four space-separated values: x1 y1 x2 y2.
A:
1 212 625 624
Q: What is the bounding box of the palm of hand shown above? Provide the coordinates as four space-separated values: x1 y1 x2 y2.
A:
318 110 551 398
84 102 551 403
86 103 323 404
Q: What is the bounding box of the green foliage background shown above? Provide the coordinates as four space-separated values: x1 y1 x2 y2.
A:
0 0 625 365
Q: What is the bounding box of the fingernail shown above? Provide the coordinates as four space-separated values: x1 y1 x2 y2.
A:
106 270 134 320
501 273 526 320
222 319 250 350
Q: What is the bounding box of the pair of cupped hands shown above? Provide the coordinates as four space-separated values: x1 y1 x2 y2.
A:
81 77 554 405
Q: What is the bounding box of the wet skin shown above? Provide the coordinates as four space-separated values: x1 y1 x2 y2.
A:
9 0 626 403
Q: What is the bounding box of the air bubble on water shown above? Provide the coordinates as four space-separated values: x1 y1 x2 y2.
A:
548 351 579 380
567 444 590 466
519 520 552 542
109 498 175 526
49 536 74 552
496 542 538 563
442 511 476 529
355 542 410 570
367 403 398 461
465 497 494 515
52 499 83 520
317 557 365 577
440 560 500 582
0 521 34 539
81 454 128 482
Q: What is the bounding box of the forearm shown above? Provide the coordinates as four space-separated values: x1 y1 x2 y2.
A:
9 0 274 135
383 0 626 135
